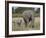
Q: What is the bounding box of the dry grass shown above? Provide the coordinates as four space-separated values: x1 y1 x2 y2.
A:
34 17 40 30
12 17 40 31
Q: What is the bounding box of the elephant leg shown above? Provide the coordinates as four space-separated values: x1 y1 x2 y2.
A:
23 18 27 27
32 16 35 28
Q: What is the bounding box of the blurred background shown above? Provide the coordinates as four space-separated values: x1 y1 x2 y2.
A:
12 7 40 17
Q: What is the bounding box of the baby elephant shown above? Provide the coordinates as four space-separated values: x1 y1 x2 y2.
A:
16 19 22 26
14 18 25 27
22 10 35 28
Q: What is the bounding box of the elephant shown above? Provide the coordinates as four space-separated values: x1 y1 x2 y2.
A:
13 18 25 27
22 10 35 28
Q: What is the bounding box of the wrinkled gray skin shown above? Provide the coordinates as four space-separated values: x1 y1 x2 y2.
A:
22 10 35 28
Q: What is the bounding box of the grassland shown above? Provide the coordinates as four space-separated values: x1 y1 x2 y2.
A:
12 17 40 31
12 7 40 31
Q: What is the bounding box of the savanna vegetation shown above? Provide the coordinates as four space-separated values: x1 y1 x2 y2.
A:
12 7 40 31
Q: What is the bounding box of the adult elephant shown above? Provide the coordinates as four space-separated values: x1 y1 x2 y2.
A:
22 10 35 28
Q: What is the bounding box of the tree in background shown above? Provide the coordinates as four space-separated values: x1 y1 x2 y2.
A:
12 7 40 17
